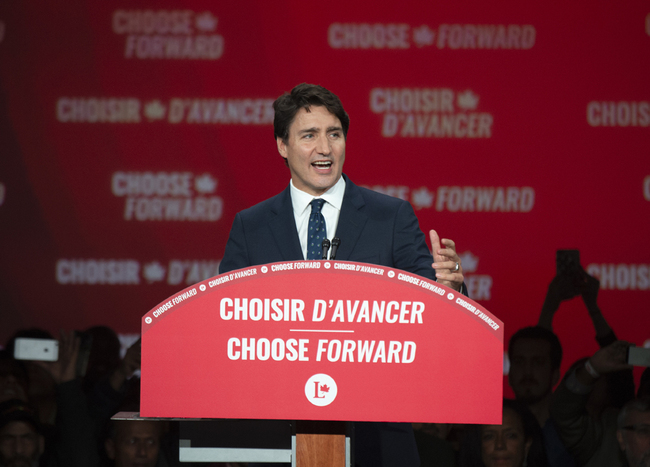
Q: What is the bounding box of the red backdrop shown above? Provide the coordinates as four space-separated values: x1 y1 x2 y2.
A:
1 0 649 393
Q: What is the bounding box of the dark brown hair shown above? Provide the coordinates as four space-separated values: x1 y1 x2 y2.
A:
273 83 350 143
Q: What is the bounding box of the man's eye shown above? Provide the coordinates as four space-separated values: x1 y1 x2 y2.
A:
329 132 340 138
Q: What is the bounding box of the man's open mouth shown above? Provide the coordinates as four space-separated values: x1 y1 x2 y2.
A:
312 161 332 168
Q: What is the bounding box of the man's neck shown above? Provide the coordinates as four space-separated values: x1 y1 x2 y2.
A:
525 393 552 427
289 175 345 199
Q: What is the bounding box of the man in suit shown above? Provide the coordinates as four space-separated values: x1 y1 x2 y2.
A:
219 83 465 466
220 83 464 291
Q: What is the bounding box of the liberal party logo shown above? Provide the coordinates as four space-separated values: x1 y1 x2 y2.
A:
305 373 338 407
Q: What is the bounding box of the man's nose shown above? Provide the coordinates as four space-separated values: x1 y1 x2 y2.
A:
14 437 25 454
0 372 18 384
316 136 330 155
521 361 533 375
136 441 148 457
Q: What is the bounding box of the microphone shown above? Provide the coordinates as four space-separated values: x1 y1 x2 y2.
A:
321 239 331 260
330 237 341 260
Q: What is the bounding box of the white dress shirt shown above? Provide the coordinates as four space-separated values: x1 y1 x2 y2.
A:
290 176 346 260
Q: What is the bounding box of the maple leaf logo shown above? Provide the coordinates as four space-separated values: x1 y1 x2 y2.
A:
411 187 434 209
195 12 218 32
144 100 166 121
320 384 330 393
194 173 217 193
413 25 435 47
143 262 166 282
459 251 479 273
457 90 479 111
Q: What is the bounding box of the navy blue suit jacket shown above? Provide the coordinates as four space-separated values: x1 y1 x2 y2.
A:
220 174 435 281
219 175 445 466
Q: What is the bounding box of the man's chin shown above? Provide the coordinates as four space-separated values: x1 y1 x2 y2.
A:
4 456 34 467
310 177 340 196
636 449 650 467
514 390 547 405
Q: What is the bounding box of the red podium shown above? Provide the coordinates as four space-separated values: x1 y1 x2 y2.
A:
137 260 503 465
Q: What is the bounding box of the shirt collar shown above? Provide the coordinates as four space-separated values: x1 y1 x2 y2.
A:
290 176 346 215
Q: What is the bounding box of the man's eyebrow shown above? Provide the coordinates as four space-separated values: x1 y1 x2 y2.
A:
297 127 318 135
297 126 342 135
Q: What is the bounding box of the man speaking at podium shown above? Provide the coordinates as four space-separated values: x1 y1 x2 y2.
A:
219 83 466 466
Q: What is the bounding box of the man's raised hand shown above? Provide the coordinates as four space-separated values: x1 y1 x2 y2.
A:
429 229 463 292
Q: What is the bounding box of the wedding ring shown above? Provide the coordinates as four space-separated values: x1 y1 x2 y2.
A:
452 262 459 272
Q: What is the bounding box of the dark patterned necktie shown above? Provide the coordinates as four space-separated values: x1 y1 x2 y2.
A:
307 198 327 260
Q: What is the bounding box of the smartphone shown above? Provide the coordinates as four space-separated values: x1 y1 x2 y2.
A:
556 250 581 276
628 347 650 367
14 337 59 361
555 250 582 277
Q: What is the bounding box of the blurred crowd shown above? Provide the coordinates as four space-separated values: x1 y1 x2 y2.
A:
413 267 650 467
1 268 648 467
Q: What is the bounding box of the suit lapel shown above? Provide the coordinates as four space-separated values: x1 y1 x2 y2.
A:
268 186 304 261
334 176 368 260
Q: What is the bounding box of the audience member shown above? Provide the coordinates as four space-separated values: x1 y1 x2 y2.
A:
82 326 122 393
5 330 59 426
5 327 143 467
538 270 635 412
509 327 562 426
508 326 574 466
0 399 46 467
459 398 547 467
538 270 615 346
103 419 165 467
639 368 650 399
87 337 142 441
412 422 456 466
508 264 638 467
617 397 650 467
550 340 632 467
0 352 28 404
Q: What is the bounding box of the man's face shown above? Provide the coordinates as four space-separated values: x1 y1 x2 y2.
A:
508 338 559 405
618 410 650 467
106 421 162 467
277 106 345 196
0 360 28 403
0 421 43 467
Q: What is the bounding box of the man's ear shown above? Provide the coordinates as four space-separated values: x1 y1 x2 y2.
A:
37 434 45 456
617 429 626 452
277 137 287 158
105 438 116 460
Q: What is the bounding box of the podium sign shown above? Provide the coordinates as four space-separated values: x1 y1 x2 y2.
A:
141 261 503 424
